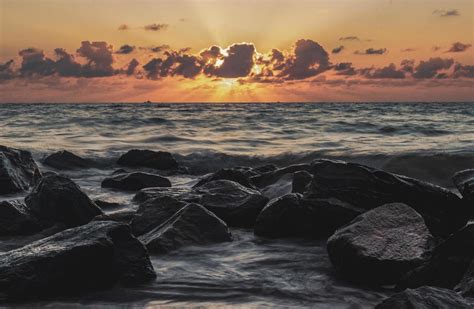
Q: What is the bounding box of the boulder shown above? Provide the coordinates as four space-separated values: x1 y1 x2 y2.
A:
101 172 171 191
307 159 467 237
94 199 123 210
375 286 472 309
117 149 178 170
196 180 268 227
398 223 474 290
130 196 186 236
139 203 232 254
0 145 41 194
255 194 362 239
0 221 156 300
292 170 313 193
43 150 97 170
193 168 257 190
133 186 200 203
251 163 311 188
0 200 42 236
453 169 474 201
93 210 136 223
455 261 474 298
25 173 102 228
327 203 434 285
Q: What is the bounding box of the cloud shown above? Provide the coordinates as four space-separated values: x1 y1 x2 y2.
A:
333 62 356 76
433 9 460 17
453 63 474 78
139 45 170 53
76 41 115 77
116 44 135 54
125 59 139 75
412 57 454 79
355 48 387 55
332 46 344 54
401 48 416 52
18 48 56 76
339 36 360 41
208 43 255 78
143 49 202 79
432 45 442 52
144 23 169 31
53 48 82 77
279 39 330 80
447 42 472 53
400 59 415 73
362 63 405 79
118 24 130 31
0 60 15 80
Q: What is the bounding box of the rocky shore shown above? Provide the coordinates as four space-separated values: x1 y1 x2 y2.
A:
0 145 472 307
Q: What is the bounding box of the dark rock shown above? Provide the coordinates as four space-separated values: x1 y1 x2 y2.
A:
252 164 278 175
453 169 474 201
0 200 42 236
375 286 472 309
0 145 41 195
398 223 474 290
117 149 178 170
307 159 467 237
101 172 171 191
0 221 156 300
455 261 474 298
25 173 102 228
255 194 362 239
251 163 311 188
112 168 128 175
93 210 136 223
133 186 200 203
327 203 434 285
43 150 97 170
292 170 313 193
139 203 232 254
130 196 186 236
194 168 257 190
196 180 268 227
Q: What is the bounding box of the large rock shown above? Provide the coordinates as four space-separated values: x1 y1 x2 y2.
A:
456 261 474 298
453 169 474 201
327 203 434 285
194 168 257 190
291 170 313 193
101 172 171 191
25 173 102 228
254 193 362 239
398 223 474 290
139 203 232 254
0 221 156 300
43 150 97 170
375 286 472 309
307 159 467 237
130 196 186 236
0 200 42 236
133 186 200 203
196 180 268 227
0 145 41 194
117 149 178 170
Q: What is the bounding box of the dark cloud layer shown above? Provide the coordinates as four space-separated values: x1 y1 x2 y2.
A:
144 23 168 31
412 57 454 79
332 46 344 54
433 9 460 17
363 64 405 79
77 41 115 77
116 44 135 54
355 48 387 55
0 60 15 80
447 42 472 53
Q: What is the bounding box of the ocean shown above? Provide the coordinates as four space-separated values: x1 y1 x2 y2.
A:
0 102 473 307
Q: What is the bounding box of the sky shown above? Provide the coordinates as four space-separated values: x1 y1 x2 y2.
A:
0 0 473 102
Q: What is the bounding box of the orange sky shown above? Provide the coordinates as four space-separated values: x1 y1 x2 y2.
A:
0 0 473 102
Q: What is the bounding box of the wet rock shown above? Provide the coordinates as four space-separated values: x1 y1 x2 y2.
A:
101 172 171 191
130 196 186 236
251 163 311 188
0 200 42 236
327 203 434 285
93 210 136 223
117 149 178 170
194 168 257 190
308 159 467 237
133 186 200 203
453 169 474 201
0 221 156 300
292 170 313 193
94 199 123 210
139 203 232 254
455 261 474 298
196 180 268 227
255 194 362 239
375 286 472 309
43 150 97 170
398 223 474 290
25 173 102 228
0 145 41 195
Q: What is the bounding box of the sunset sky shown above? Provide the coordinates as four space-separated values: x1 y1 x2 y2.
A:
0 0 473 102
